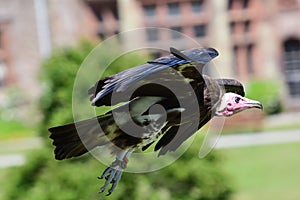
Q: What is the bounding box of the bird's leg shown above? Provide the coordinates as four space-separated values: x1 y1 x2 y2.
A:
98 149 133 196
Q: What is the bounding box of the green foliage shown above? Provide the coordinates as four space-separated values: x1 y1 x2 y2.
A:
4 144 232 200
0 118 34 139
3 42 232 200
39 41 95 131
39 41 148 131
4 149 101 200
246 79 283 115
134 147 232 200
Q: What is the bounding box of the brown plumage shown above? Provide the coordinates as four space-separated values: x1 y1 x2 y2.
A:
49 47 246 159
48 47 265 195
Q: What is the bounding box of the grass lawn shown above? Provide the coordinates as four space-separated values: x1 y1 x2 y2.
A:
0 119 36 140
0 168 8 200
220 142 300 200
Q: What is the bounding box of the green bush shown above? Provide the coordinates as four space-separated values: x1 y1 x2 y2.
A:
4 144 232 200
246 79 283 115
3 42 233 200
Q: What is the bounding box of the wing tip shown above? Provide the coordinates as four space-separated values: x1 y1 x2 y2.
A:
206 47 219 57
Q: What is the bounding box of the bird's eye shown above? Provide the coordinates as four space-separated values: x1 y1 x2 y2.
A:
235 97 241 103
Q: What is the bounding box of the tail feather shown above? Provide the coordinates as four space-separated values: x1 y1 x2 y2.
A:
52 136 81 146
49 115 111 160
54 142 87 160
49 96 169 160
63 143 87 159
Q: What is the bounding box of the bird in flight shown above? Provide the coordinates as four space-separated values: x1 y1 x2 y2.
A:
49 47 263 195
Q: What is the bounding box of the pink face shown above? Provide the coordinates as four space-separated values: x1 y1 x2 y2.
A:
215 93 263 117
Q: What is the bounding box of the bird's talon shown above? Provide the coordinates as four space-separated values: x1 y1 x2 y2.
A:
98 188 105 193
98 151 132 195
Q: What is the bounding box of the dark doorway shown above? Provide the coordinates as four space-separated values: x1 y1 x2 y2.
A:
283 38 300 97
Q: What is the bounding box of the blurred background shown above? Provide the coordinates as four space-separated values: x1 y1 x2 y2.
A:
0 0 300 199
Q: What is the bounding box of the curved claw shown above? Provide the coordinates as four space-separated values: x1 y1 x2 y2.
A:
98 150 132 195
98 166 113 180
107 170 123 195
98 161 126 195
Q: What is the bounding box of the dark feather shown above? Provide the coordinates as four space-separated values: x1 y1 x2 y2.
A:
153 75 224 154
171 47 219 64
49 47 249 161
157 122 196 156
154 126 179 152
170 47 193 61
156 111 213 156
142 141 155 151
89 47 218 107
49 113 113 160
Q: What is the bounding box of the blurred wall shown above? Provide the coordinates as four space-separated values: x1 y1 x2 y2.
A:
0 0 98 120
0 0 299 120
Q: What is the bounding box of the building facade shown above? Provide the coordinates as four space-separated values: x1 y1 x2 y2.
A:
0 0 299 118
0 0 98 120
86 0 300 108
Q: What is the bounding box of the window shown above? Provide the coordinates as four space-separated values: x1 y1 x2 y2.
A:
193 24 206 37
246 44 254 74
146 29 159 41
284 39 300 97
228 0 234 9
0 30 4 87
191 1 203 13
230 21 236 34
0 61 6 87
244 20 251 32
233 45 239 76
170 26 183 39
112 6 119 20
0 30 2 48
168 2 180 15
228 0 250 10
143 4 156 17
96 12 103 22
98 32 105 40
242 0 250 8
86 1 120 40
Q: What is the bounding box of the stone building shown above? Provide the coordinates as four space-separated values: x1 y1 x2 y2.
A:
0 0 299 119
85 0 300 109
0 0 98 120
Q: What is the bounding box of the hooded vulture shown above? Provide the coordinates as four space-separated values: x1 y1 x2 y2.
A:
49 47 263 195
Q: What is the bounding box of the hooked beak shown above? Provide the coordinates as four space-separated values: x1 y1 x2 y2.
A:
244 98 263 110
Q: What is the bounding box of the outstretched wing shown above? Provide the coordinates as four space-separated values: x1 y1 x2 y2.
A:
88 47 219 107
